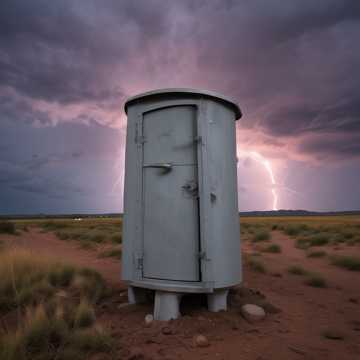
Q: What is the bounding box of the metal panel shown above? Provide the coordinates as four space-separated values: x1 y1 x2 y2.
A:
142 105 200 282
143 106 197 165
142 165 200 281
123 89 242 292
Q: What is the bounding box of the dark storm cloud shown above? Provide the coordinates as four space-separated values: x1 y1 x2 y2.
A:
1 0 360 214
0 0 168 106
298 134 360 160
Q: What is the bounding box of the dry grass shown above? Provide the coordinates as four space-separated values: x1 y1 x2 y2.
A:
0 249 113 360
0 249 107 312
39 218 122 250
247 257 266 273
330 255 360 271
305 274 327 288
288 265 307 276
0 221 17 235
252 230 271 242
307 250 327 258
98 247 122 259
262 244 282 253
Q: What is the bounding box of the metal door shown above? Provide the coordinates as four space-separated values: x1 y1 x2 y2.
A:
141 105 200 282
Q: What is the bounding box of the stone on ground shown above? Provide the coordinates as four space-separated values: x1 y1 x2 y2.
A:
193 334 210 348
241 304 266 322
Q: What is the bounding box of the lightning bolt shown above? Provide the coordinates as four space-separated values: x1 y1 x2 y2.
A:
238 150 278 211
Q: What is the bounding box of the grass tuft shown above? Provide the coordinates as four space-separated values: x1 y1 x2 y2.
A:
288 265 307 276
0 221 16 234
284 224 309 236
308 233 330 246
263 244 281 253
98 247 122 259
247 258 266 273
253 230 271 242
305 274 327 288
74 300 96 328
330 255 360 271
307 250 327 258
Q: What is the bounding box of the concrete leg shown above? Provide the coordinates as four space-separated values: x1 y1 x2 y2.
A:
207 289 229 312
128 286 147 304
154 291 182 321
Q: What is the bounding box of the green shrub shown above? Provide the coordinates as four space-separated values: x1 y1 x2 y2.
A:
295 238 310 250
253 230 271 242
308 234 329 246
0 304 112 360
88 233 106 243
305 274 327 288
247 258 266 273
75 268 107 303
48 265 75 287
74 300 96 328
284 224 309 236
288 265 307 275
307 250 327 258
56 231 70 241
98 248 122 259
70 328 113 353
331 255 360 271
110 234 122 244
0 221 16 234
263 244 281 253
78 240 96 250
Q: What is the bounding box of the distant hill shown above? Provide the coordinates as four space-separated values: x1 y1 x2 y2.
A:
239 209 360 217
1 210 360 220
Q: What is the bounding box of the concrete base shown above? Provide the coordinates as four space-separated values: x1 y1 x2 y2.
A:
154 291 182 321
207 289 229 312
128 286 147 304
128 286 230 321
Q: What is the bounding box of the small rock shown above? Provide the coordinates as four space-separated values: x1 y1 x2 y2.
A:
349 297 358 304
161 326 172 335
144 314 154 327
193 334 210 348
241 304 266 323
128 347 144 360
271 272 283 278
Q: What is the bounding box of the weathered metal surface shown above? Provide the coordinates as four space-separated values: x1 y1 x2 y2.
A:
122 88 242 292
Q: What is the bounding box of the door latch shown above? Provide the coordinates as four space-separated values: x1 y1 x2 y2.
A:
182 180 199 197
143 163 173 173
137 257 143 270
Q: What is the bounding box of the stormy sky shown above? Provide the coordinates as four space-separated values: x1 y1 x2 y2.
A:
1 0 360 214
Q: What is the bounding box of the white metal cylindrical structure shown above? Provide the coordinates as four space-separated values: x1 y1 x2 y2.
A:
122 88 242 312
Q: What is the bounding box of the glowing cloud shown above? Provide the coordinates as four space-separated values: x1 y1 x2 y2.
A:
238 150 278 211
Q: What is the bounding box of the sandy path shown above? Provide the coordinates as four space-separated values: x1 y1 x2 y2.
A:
2 227 360 360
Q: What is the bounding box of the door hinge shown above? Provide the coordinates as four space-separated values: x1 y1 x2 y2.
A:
135 123 146 144
137 258 143 269
198 251 206 260
135 135 146 144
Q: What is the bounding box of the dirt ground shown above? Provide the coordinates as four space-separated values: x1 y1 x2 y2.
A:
2 227 360 360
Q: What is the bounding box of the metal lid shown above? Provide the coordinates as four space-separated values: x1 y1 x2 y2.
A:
124 88 242 120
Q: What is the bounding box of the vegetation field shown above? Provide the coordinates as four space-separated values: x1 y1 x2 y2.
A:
0 214 359 360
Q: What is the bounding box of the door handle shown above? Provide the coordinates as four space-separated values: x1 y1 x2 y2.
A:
143 163 173 173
